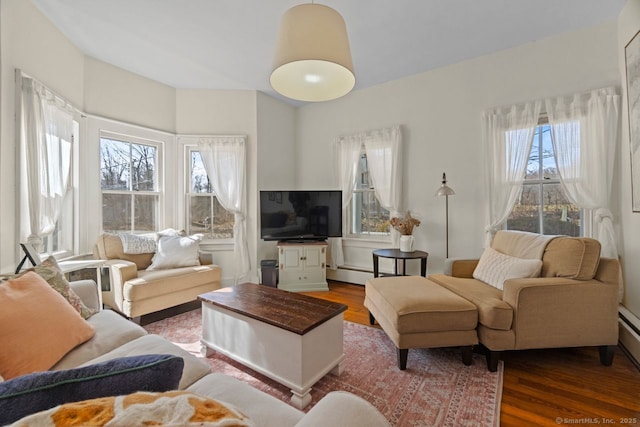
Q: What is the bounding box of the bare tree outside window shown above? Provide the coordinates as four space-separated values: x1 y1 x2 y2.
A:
100 137 159 233
187 150 234 239
507 124 581 236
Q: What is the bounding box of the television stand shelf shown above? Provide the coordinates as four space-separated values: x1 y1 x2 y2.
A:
277 241 328 292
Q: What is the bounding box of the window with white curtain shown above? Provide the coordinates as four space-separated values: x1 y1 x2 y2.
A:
99 132 162 233
19 73 77 259
185 147 234 239
349 151 390 237
40 119 79 256
507 120 581 236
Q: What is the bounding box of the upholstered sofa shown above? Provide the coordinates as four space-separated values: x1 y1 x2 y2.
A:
0 278 390 426
93 232 222 320
428 230 620 371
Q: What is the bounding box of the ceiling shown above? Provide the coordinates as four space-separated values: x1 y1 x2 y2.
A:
32 0 626 105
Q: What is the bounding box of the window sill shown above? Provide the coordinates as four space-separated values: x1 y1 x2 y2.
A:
341 237 393 249
200 241 234 252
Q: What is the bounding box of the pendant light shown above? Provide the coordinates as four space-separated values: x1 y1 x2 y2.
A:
270 2 355 102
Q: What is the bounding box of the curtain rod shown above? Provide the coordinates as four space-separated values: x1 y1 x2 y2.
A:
16 68 85 117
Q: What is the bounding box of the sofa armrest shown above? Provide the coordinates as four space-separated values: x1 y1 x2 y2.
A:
295 391 390 427
69 280 101 311
102 261 138 312
501 277 619 348
447 259 479 278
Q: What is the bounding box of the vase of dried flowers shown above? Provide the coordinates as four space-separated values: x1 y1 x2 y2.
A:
390 211 420 252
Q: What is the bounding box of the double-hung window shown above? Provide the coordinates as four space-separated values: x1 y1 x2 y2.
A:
507 122 581 236
349 152 390 237
40 118 80 257
185 148 234 239
100 133 161 233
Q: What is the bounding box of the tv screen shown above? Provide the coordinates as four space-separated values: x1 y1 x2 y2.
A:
260 190 342 241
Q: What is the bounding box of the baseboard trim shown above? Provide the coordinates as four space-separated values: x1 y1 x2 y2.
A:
619 306 640 369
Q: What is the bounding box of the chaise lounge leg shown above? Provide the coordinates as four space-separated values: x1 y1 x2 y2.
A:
486 350 500 372
598 345 615 366
368 311 376 325
461 346 473 366
397 348 408 370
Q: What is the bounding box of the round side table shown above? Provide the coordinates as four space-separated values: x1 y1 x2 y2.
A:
372 249 428 278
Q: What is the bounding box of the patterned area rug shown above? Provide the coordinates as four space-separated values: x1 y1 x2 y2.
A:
144 309 503 426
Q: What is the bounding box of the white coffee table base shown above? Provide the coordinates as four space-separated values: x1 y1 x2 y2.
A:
200 302 344 409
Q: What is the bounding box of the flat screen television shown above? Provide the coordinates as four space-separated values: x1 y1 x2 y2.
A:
260 190 342 241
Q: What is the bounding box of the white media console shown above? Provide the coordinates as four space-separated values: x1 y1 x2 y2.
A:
276 241 328 292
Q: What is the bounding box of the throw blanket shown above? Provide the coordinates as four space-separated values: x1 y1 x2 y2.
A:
119 233 157 254
491 230 558 260
11 391 254 427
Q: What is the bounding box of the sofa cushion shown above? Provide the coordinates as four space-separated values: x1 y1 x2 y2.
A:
52 310 148 370
96 233 154 270
147 234 203 271
491 230 557 259
125 265 221 302
473 247 542 291
11 390 253 427
541 237 601 280
0 272 95 380
188 373 303 427
81 334 211 389
364 276 477 334
0 354 184 426
428 273 514 331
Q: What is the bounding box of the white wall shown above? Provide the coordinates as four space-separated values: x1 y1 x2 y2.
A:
618 0 640 356
255 92 297 266
84 57 176 133
176 89 261 284
297 21 620 278
0 0 85 272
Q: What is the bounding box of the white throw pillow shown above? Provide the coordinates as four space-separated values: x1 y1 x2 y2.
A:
147 234 203 271
472 247 542 291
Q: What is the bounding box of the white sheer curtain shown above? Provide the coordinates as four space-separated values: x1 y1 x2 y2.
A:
333 125 402 266
20 74 74 251
332 135 362 269
482 100 542 246
545 88 620 255
197 136 250 281
545 87 621 299
363 125 402 220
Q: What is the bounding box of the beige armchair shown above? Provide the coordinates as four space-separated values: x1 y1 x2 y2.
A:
94 233 222 321
429 231 620 371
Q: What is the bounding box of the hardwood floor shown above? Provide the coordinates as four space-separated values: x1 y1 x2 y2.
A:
303 281 640 427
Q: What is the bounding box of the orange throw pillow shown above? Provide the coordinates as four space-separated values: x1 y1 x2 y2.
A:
0 272 95 380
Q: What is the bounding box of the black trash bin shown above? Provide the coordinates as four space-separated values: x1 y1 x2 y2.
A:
260 259 278 287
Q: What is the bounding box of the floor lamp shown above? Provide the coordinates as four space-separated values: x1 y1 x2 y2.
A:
435 172 455 258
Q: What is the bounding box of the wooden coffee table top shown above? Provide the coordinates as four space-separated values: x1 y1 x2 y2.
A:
198 283 347 335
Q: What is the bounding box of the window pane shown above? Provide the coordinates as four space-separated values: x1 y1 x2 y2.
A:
540 125 559 180
134 194 158 231
212 197 234 239
100 138 131 190
190 151 212 193
102 193 131 232
131 144 156 191
542 183 580 236
189 195 212 235
352 191 390 234
507 184 540 234
525 127 541 181
355 154 370 190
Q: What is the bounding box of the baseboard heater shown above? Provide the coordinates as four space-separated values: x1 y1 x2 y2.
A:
618 305 640 370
